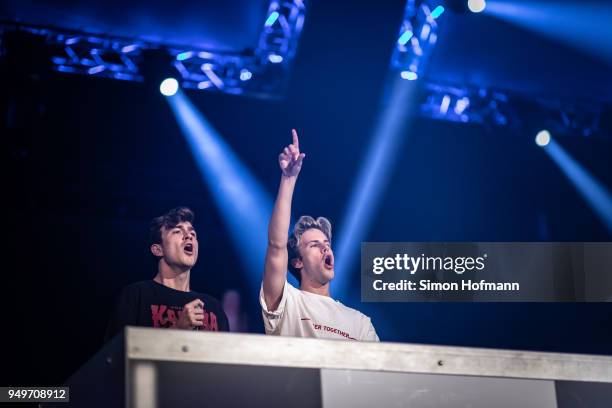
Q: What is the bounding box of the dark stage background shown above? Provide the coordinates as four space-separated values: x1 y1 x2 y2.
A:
3 0 612 387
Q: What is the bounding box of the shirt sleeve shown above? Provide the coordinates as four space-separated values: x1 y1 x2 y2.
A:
104 285 140 343
259 280 290 335
361 316 380 342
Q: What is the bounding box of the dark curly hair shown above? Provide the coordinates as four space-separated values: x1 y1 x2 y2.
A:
148 207 195 250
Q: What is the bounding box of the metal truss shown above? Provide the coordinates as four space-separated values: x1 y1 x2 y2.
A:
27 28 147 82
172 0 305 97
391 0 445 81
389 1 607 138
418 81 606 138
0 0 307 98
535 98 604 138
420 82 511 126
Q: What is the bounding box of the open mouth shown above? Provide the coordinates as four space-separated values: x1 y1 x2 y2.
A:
323 254 334 269
184 243 194 255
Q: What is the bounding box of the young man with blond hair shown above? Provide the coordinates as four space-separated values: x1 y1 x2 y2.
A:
261 130 378 341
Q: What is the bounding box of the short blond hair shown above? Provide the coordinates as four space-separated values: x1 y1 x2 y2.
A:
287 216 332 283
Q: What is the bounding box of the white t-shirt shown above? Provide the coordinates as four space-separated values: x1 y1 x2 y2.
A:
260 281 379 341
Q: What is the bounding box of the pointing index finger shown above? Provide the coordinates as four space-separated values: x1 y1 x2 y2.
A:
292 129 299 149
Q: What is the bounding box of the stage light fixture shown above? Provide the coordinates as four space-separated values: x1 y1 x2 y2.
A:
431 5 445 19
265 11 280 27
268 54 283 63
160 78 179 96
398 30 414 45
400 71 418 80
536 130 551 146
240 69 253 81
468 0 486 13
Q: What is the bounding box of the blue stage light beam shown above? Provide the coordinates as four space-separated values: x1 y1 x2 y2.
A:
542 138 612 234
334 78 419 300
166 90 273 292
486 1 612 64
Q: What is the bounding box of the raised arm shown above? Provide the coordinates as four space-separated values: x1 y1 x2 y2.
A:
263 129 305 311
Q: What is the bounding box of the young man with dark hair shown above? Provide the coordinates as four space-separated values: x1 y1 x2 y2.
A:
260 130 379 341
105 207 229 341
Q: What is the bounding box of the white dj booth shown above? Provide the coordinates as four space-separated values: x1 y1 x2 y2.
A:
49 327 612 407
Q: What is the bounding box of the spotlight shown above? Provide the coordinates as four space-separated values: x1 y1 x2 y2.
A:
454 97 470 115
265 11 280 27
335 75 417 299
176 51 194 61
165 92 274 293
440 95 451 115
400 71 418 80
535 130 551 146
268 54 283 63
431 5 445 19
397 30 414 46
239 69 253 81
160 78 179 96
543 138 612 234
468 0 486 13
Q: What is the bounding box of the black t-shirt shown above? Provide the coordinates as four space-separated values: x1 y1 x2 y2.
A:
105 280 229 341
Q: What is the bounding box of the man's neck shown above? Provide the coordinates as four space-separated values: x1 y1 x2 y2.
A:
300 280 331 297
154 261 191 292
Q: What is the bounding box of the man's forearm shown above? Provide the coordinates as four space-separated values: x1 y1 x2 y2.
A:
263 130 303 309
268 175 297 248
